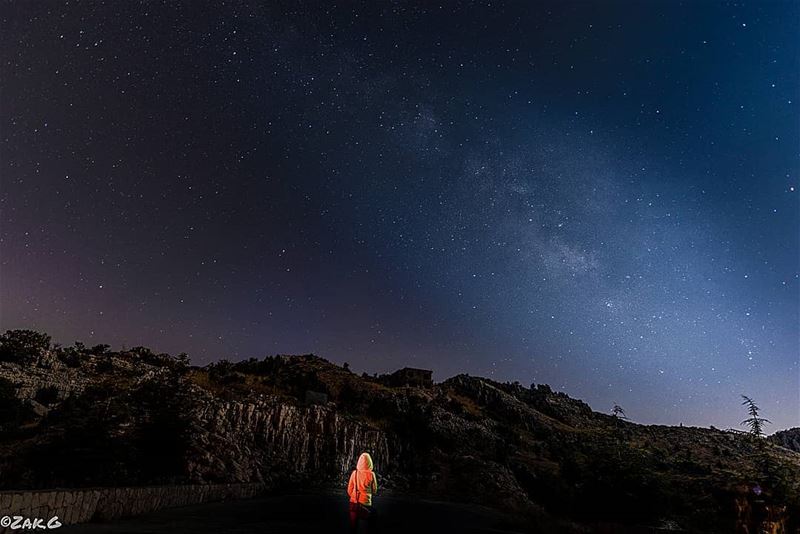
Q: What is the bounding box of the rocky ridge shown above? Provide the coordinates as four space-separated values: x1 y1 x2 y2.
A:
1 330 798 533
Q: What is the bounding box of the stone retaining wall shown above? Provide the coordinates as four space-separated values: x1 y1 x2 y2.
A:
0 483 265 532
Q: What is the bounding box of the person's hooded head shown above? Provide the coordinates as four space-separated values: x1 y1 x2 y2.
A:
356 452 374 472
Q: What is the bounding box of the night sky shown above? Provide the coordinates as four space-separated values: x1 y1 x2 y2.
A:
2 1 798 430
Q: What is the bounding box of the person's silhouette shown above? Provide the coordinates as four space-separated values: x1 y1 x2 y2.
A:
347 452 378 533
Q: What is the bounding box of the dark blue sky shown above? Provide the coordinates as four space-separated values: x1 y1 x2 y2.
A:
2 1 798 430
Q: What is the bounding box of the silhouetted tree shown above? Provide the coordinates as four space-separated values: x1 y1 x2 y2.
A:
132 377 193 483
611 403 627 420
741 395 770 437
175 352 190 369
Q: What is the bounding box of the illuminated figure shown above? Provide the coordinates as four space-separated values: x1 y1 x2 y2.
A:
347 452 378 533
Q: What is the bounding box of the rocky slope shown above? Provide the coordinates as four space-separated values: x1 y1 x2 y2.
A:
771 427 800 453
1 329 798 533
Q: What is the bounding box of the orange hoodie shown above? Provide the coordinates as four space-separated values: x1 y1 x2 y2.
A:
347 452 378 506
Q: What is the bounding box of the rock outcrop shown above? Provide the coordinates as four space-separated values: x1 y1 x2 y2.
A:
770 427 800 453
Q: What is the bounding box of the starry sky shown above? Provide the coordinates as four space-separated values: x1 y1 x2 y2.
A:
1 1 798 430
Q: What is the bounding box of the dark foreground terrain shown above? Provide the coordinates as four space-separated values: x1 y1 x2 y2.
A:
2 329 799 532
60 492 530 534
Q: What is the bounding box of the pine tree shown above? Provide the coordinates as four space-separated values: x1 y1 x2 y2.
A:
611 403 627 420
740 395 770 438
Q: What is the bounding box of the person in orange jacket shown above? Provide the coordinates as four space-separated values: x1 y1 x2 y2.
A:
347 452 378 532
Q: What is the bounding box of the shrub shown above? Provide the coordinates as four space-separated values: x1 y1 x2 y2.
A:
230 356 277 375
207 359 235 382
129 346 154 359
0 330 51 363
128 346 175 368
35 385 60 405
175 353 190 371
56 345 83 368
95 357 115 373
89 344 110 355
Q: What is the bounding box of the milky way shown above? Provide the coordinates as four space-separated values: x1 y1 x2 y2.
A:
1 2 798 430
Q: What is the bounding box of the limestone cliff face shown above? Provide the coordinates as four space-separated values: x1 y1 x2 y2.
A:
0 359 90 403
186 394 394 485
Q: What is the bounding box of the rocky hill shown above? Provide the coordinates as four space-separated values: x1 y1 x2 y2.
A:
1 329 798 533
771 428 800 453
